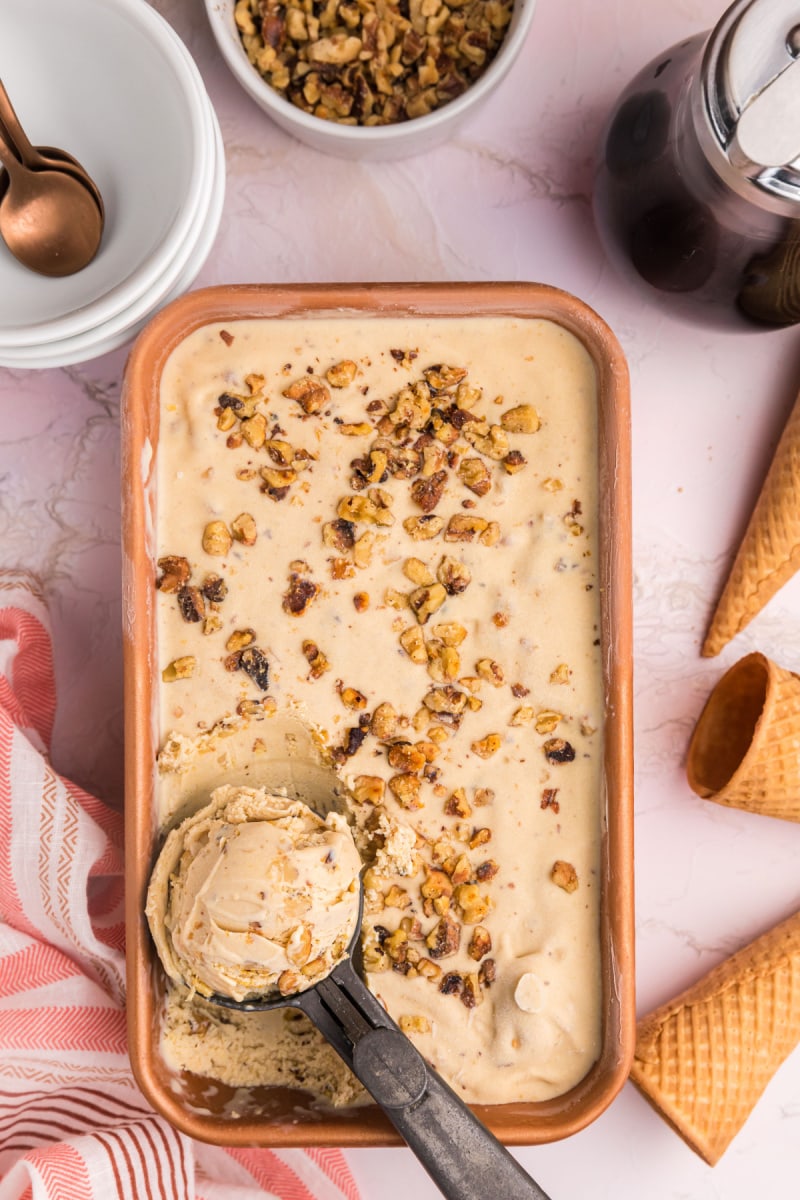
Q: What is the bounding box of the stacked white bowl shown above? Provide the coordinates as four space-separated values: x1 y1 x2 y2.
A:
0 0 225 370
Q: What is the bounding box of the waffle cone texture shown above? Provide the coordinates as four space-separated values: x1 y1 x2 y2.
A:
630 909 800 1164
687 652 800 822
703 390 800 657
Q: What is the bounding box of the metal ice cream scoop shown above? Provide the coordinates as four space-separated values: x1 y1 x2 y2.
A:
208 883 553 1200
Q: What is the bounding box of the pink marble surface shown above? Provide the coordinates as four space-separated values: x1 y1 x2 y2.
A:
2 0 800 1194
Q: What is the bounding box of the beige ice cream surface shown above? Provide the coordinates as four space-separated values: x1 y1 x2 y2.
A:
146 785 361 1002
152 314 604 1106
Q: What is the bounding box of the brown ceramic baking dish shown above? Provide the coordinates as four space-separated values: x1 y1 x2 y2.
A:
122 282 634 1147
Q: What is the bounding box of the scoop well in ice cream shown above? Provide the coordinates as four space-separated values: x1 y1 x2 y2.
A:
146 785 362 1003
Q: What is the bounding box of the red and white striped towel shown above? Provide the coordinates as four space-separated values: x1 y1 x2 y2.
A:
0 572 361 1200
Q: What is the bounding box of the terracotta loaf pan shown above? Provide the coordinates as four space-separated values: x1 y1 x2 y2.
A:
121 282 634 1147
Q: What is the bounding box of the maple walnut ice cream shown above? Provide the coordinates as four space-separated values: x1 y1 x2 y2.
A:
146 785 361 1003
150 313 604 1107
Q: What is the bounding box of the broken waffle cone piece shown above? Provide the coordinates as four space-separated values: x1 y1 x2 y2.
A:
687 651 800 822
703 388 800 657
630 909 800 1165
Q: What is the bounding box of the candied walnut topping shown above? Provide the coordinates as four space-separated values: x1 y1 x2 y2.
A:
543 737 576 764
404 514 445 541
239 645 271 690
461 972 482 1008
457 456 492 496
326 360 358 388
353 591 370 612
541 788 560 813
440 971 464 996
425 913 461 958
444 788 471 818
231 512 258 546
404 557 435 586
226 628 255 652
283 375 330 414
470 733 501 759
409 582 447 625
501 404 541 434
424 365 468 393
437 555 471 595
423 685 467 722
156 555 191 593
302 639 331 678
443 513 488 542
410 469 447 513
202 521 232 556
388 773 423 809
323 518 356 552
282 571 319 615
352 775 385 805
551 860 579 893
177 586 205 623
535 710 562 734
510 705 535 726
502 450 528 475
475 658 503 686
371 702 398 740
162 656 196 682
454 883 491 924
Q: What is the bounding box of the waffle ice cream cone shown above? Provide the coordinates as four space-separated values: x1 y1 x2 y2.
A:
630 909 800 1165
687 652 800 822
703 389 800 657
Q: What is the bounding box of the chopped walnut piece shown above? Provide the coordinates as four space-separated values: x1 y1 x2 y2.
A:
203 613 222 636
387 742 426 773
330 557 355 580
470 733 501 759
473 787 494 807
544 737 576 764
241 413 268 449
391 382 432 430
475 658 504 687
177 586 205 623
410 470 447 514
502 450 528 474
338 491 394 526
431 622 467 647
326 360 358 387
501 404 541 434
260 467 296 499
535 710 563 734
425 913 461 958
510 706 535 726
202 521 232 556
371 702 398 740
550 663 572 685
480 521 501 546
399 625 427 664
351 775 385 805
541 788 560 813
323 518 356 552
551 860 579 893
403 557 435 586
301 640 331 679
423 686 467 722
469 827 491 850
239 646 271 690
444 513 488 542
461 972 483 1008
444 788 471 818
156 555 191 593
162 656 196 682
404 514 445 541
450 854 472 886
340 686 368 710
385 885 412 909
436 555 471 595
388 773 423 809
399 1015 431 1035
282 573 319 616
478 958 496 987
454 883 491 924
458 457 492 496
475 859 499 882
277 970 302 995
424 365 468 393
464 423 509 460
283 375 330 414
226 628 256 652
581 717 598 737
265 438 295 467
421 868 453 903
439 971 464 996
409 582 447 625
353 591 370 612
339 422 373 437
426 641 460 683
231 512 258 546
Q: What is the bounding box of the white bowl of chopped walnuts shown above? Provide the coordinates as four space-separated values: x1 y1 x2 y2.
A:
204 0 536 159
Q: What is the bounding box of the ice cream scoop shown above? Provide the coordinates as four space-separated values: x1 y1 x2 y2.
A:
147 784 553 1200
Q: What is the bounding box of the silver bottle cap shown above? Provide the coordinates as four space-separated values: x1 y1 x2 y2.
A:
696 0 800 215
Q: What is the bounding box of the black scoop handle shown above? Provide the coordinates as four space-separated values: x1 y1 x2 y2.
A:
293 958 553 1200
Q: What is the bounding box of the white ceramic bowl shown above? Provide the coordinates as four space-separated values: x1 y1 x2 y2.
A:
0 0 212 347
204 0 537 161
0 104 226 370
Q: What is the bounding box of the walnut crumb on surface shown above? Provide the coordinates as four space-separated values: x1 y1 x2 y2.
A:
551 860 579 892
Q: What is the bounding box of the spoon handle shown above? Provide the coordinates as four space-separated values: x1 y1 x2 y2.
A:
0 77 38 165
297 959 554 1200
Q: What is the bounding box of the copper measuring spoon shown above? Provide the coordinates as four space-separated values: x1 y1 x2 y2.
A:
0 78 104 218
207 884 554 1200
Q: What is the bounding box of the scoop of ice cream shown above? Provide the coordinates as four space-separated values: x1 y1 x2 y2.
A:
146 784 361 1002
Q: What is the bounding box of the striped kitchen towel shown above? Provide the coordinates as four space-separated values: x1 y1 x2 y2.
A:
0 572 360 1200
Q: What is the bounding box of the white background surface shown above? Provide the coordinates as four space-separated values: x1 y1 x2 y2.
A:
1 0 799 1195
